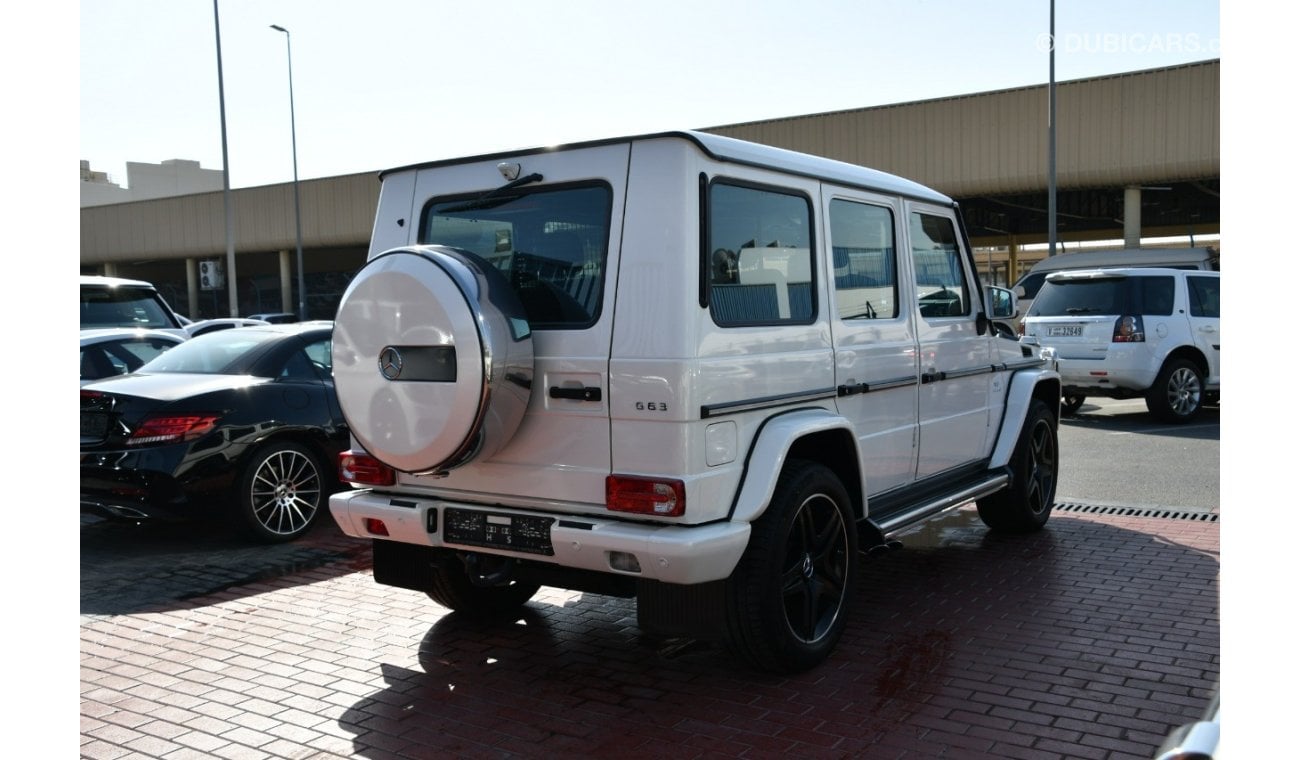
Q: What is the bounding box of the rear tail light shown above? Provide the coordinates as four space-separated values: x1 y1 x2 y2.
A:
606 475 686 517
1112 315 1145 343
340 450 396 486
126 414 220 446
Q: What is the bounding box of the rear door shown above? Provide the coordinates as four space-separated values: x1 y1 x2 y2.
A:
1022 274 1128 361
1185 274 1221 387
905 204 994 479
401 144 631 508
822 188 919 495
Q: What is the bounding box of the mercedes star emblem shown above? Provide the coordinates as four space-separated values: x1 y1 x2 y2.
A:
378 347 403 380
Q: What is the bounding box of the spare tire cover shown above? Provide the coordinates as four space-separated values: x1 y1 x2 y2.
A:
332 246 533 473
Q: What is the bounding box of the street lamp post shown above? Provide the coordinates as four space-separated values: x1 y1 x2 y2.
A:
270 24 306 321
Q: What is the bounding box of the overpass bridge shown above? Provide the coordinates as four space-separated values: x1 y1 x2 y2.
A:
80 59 1219 320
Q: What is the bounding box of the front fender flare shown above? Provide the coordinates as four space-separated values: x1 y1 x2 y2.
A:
990 368 1060 469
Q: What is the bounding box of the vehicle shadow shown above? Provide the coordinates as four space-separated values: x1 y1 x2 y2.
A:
1061 401 1219 441
334 507 1220 758
79 513 370 617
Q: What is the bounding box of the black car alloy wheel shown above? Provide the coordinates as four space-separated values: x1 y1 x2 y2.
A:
239 441 325 542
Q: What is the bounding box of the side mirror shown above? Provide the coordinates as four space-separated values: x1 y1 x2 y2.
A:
985 286 1018 320
1013 285 1027 299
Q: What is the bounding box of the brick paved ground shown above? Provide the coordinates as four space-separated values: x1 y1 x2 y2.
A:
80 506 1219 759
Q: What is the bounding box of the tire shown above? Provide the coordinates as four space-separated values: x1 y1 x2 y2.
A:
1061 394 1086 416
236 441 328 543
1145 358 1204 424
977 399 1057 533
725 460 857 674
426 554 541 617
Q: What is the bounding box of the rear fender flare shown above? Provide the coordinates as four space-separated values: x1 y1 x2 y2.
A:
730 409 863 525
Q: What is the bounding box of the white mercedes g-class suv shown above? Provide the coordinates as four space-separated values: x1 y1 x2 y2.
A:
328 131 1061 673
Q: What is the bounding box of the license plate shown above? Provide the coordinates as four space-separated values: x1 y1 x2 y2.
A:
443 509 555 556
1046 325 1083 337
81 413 109 438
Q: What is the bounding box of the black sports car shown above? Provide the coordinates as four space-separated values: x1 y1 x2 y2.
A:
80 321 347 543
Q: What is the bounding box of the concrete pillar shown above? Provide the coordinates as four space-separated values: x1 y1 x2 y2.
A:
1008 237 1020 285
102 262 117 277
1124 186 1142 248
279 250 293 314
185 259 199 319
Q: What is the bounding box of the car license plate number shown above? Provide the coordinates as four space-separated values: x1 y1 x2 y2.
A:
81 413 109 438
1047 325 1083 337
443 509 555 555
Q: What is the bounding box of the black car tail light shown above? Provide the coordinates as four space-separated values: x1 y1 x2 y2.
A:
126 414 220 446
1112 315 1145 343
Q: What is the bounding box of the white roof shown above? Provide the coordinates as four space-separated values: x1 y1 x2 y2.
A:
382 130 953 206
686 130 952 205
80 274 157 288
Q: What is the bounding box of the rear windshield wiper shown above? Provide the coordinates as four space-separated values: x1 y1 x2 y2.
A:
1064 307 1100 314
439 172 544 213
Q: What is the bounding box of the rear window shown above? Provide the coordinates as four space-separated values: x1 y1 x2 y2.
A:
139 330 281 375
1029 275 1175 317
421 182 612 330
81 284 181 330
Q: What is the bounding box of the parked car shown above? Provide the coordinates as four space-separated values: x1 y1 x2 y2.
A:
325 130 1061 673
1010 247 1218 332
80 328 186 385
184 317 270 338
247 312 298 324
81 321 347 542
1020 268 1220 422
80 275 188 338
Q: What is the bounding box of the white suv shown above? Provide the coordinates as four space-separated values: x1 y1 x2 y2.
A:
1020 267 1220 422
327 131 1062 673
80 275 188 339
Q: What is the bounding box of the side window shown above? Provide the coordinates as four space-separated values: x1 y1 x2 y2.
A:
1017 271 1049 299
828 199 897 319
280 350 319 381
708 182 815 326
1188 276 1220 318
1136 276 1175 316
106 338 177 373
910 213 969 318
303 338 332 373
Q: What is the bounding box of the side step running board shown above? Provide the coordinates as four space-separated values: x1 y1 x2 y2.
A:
868 473 1010 538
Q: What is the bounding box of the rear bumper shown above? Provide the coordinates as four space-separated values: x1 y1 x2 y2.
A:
1056 356 1157 394
80 445 236 521
329 489 751 585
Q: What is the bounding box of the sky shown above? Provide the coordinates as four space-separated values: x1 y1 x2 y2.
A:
78 0 1224 190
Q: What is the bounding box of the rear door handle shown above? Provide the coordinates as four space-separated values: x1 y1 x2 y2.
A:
549 386 602 402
